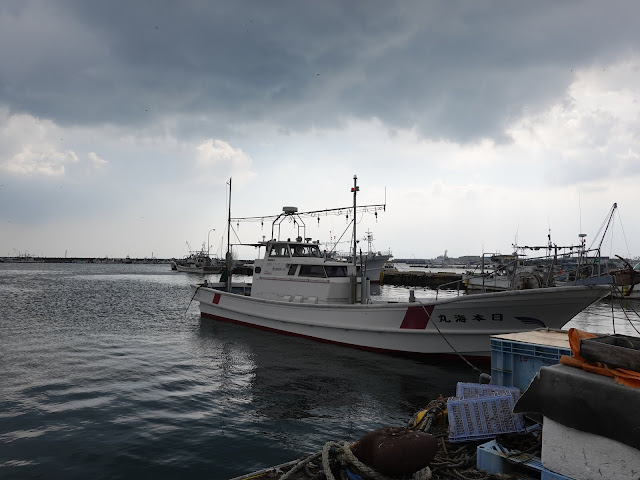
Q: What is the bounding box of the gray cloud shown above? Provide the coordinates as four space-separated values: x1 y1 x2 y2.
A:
1 1 639 145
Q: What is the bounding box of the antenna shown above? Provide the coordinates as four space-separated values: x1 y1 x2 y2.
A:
578 190 582 235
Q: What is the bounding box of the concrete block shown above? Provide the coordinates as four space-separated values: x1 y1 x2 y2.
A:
542 417 640 480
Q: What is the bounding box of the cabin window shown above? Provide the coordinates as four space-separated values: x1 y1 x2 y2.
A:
288 265 298 275
269 244 289 257
292 245 308 256
299 265 326 278
325 265 348 277
291 245 322 257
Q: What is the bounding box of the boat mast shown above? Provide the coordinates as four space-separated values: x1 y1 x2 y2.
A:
352 175 359 266
226 177 232 292
364 230 373 256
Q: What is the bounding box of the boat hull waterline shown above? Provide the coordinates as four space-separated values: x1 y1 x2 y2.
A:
192 285 610 356
175 264 223 274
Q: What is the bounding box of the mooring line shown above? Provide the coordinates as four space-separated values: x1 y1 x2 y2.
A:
416 298 484 376
185 285 202 318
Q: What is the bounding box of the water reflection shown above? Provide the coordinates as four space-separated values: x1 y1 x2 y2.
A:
567 297 640 336
196 318 479 425
3 262 637 479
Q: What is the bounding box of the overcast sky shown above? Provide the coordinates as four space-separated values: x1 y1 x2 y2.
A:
1 1 639 260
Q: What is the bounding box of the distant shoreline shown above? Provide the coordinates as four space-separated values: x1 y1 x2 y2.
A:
0 257 171 264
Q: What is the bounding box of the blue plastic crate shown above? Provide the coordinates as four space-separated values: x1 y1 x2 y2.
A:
455 382 521 403
491 337 571 392
477 440 574 479
447 393 525 443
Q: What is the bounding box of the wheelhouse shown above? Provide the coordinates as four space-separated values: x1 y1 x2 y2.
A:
251 239 363 303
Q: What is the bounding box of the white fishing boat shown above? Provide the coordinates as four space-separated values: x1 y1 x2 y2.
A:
361 252 393 283
463 207 635 294
332 230 392 284
172 245 225 274
606 261 640 299
0 252 46 263
382 261 398 273
175 257 224 274
191 176 610 357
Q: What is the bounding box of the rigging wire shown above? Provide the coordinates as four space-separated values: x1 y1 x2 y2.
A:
581 291 640 336
614 287 640 335
606 214 615 263
230 223 242 245
588 203 617 251
328 220 354 255
616 206 632 259
611 287 617 334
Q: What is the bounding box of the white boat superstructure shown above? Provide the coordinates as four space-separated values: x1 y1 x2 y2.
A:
191 176 611 357
251 239 368 304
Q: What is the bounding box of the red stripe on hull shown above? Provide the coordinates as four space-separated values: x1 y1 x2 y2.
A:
400 305 434 329
199 311 489 362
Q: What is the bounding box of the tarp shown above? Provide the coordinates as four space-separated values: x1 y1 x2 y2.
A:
514 363 640 450
560 328 640 388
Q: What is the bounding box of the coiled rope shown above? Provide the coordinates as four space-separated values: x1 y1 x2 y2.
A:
427 439 491 480
280 440 432 480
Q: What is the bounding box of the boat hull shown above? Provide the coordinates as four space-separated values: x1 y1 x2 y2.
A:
192 285 610 356
175 264 223 274
361 254 392 284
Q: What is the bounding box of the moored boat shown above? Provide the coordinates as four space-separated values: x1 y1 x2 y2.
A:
332 230 392 284
172 247 225 274
193 267 609 356
191 176 610 357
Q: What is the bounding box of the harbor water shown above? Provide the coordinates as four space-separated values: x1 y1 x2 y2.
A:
1 263 638 479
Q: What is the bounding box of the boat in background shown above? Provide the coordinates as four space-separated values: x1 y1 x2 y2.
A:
464 204 640 296
603 260 640 299
382 261 398 274
191 176 610 357
1 252 46 263
332 230 392 284
463 253 552 292
171 244 225 274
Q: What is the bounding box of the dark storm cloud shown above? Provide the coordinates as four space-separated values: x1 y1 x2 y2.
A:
1 0 639 142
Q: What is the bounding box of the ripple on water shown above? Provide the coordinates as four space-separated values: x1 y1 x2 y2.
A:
2 263 637 479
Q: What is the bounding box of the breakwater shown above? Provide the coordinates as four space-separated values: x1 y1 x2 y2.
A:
380 271 465 290
0 257 170 264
